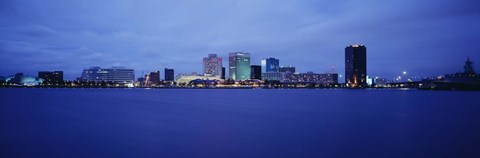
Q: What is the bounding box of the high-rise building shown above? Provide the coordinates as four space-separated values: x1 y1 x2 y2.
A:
250 65 262 80
279 66 296 73
144 71 160 86
345 45 367 88
261 57 280 73
221 67 226 79
80 67 135 83
229 52 251 80
38 71 63 84
165 68 174 81
203 54 222 77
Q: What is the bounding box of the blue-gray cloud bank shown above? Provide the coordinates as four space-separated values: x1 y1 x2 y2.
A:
1 0 480 80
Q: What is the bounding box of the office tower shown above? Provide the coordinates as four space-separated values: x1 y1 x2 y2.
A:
261 57 280 73
221 67 226 79
165 68 174 81
145 71 160 85
229 52 251 80
279 66 296 73
250 65 262 80
38 71 63 84
80 66 135 83
203 54 223 77
345 45 367 88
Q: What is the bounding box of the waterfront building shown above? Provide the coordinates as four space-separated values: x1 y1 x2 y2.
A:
165 68 175 81
229 52 251 80
5 73 43 86
38 71 63 85
261 57 280 73
221 67 226 79
279 66 295 73
262 72 285 81
375 78 388 87
80 66 135 83
175 73 222 86
203 54 223 77
250 65 262 80
144 71 160 86
284 72 339 85
345 44 367 88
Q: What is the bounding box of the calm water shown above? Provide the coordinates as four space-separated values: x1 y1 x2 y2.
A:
1 88 479 158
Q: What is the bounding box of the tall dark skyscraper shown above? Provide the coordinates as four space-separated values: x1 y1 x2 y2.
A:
345 45 367 88
38 71 63 84
164 68 174 81
250 65 262 80
221 67 226 79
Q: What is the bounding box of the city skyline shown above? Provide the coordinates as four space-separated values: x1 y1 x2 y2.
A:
1 0 479 80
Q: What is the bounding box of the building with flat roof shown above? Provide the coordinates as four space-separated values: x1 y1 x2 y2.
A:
261 57 280 73
165 68 174 81
203 54 223 77
345 45 367 88
80 66 135 83
279 66 295 73
38 71 63 84
229 52 251 80
262 72 285 81
250 65 262 80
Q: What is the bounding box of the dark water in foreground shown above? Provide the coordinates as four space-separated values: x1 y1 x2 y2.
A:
1 88 480 158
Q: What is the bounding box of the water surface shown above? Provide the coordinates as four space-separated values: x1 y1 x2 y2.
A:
1 88 479 157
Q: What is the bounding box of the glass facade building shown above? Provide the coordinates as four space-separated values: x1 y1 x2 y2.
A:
261 57 280 73
229 52 251 80
80 67 135 83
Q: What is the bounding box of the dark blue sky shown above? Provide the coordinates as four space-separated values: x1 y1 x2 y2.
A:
1 0 479 80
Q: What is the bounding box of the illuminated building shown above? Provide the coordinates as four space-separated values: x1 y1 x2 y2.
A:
175 73 222 86
250 65 262 80
279 66 295 73
5 73 43 86
203 54 223 77
284 72 338 85
261 57 280 73
144 71 160 86
375 78 387 87
38 71 63 85
345 44 367 88
262 72 285 81
80 66 135 83
229 52 251 80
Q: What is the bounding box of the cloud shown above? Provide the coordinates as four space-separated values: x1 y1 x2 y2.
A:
0 0 479 80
